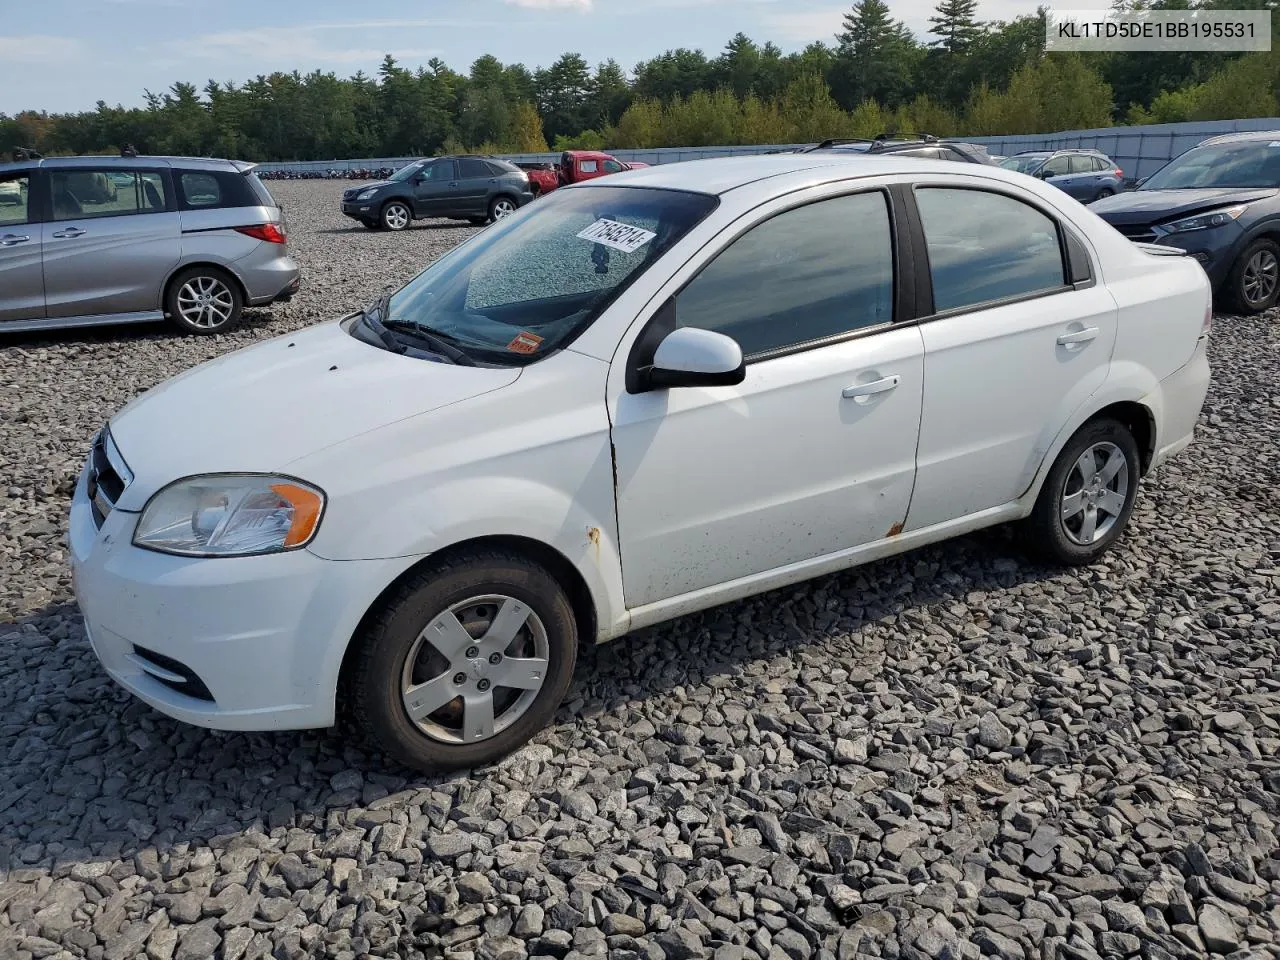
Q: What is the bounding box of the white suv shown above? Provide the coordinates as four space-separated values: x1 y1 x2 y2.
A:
70 154 1212 770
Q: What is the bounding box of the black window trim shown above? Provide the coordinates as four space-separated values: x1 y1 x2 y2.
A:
902 181 1096 322
625 184 910 392
0 169 37 227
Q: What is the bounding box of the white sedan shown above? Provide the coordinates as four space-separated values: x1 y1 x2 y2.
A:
70 154 1212 769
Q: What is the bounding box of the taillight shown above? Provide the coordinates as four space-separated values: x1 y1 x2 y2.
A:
234 223 286 244
1114 168 1124 178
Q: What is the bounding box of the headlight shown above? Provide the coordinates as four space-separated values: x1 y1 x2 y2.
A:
356 188 378 201
133 475 325 557
1163 205 1247 234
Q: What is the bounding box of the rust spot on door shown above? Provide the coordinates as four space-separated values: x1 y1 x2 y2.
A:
587 526 601 562
887 521 905 538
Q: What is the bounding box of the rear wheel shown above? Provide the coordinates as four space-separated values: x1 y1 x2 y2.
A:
489 196 518 223
380 201 411 231
1094 187 1114 201
1024 418 1140 566
166 267 242 335
348 550 578 770
1225 238 1280 314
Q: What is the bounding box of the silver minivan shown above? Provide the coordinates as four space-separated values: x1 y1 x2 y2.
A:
0 155 300 335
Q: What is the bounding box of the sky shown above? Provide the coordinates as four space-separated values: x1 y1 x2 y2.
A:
1 0 1112 115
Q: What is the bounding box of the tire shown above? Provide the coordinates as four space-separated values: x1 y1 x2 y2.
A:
1024 418 1141 566
1224 238 1280 314
380 201 412 231
1094 187 1114 201
348 550 578 771
489 196 518 223
166 266 243 335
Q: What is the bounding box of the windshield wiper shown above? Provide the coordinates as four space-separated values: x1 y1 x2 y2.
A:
383 319 477 366
358 300 407 355
357 293 476 366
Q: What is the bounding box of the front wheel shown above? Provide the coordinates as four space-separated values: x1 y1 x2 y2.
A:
1023 418 1140 566
489 196 518 223
166 267 242 335
347 550 578 770
380 201 412 231
1225 238 1280 314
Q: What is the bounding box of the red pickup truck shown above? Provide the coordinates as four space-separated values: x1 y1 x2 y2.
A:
518 150 649 197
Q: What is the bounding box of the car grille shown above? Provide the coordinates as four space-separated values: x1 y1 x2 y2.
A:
1116 224 1158 244
87 429 132 528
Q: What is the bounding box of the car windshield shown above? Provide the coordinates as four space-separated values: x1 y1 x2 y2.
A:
1000 155 1048 174
390 161 426 182
383 185 718 364
1141 139 1280 190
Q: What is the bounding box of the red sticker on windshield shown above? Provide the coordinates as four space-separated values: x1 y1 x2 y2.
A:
507 331 544 354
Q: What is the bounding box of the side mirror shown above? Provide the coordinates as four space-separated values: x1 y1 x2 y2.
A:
645 327 745 390
412 175 425 185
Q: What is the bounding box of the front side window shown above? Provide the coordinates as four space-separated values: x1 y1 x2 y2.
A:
383 185 717 364
603 160 624 173
673 192 895 358
0 173 30 227
999 155 1048 175
391 161 429 182
1142 139 1280 190
916 187 1066 313
1041 155 1071 177
579 160 599 174
50 169 167 221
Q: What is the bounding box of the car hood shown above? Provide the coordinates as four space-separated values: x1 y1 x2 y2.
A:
107 318 521 510
1091 187 1277 226
347 181 394 193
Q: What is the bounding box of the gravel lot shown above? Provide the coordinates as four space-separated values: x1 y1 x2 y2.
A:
1 179 1278 960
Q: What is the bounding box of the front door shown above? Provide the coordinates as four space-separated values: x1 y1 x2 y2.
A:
906 184 1118 530
412 160 458 217
0 171 44 322
42 168 180 318
609 189 925 609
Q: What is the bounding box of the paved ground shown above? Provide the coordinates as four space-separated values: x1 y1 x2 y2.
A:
0 180 1277 960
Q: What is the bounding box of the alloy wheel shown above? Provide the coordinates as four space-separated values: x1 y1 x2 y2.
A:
1060 441 1129 546
1243 249 1278 307
400 595 549 744
384 203 410 230
492 199 516 220
175 276 235 330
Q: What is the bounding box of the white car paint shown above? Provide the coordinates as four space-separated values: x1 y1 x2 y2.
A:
70 153 1212 732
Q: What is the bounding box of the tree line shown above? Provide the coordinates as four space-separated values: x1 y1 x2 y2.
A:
3 0 1278 162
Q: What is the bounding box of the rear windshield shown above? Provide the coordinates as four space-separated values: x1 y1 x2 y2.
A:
384 185 718 364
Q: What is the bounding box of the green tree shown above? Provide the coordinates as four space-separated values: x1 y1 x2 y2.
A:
833 0 920 110
535 53 592 143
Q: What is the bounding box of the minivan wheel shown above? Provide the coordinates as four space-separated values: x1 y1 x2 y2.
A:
380 201 412 231
1024 418 1140 566
166 267 242 335
489 197 517 222
348 550 578 771
1226 238 1280 314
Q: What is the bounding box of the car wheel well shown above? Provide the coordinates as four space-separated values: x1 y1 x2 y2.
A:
1087 402 1155 474
337 534 597 711
163 263 247 311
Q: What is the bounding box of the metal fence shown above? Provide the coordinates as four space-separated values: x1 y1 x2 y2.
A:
254 116 1280 179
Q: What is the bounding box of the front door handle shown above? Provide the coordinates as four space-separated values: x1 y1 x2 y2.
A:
843 375 901 400
1057 326 1099 346
0 233 30 246
52 227 86 239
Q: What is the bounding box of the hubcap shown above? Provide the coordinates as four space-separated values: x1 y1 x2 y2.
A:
1242 250 1278 306
1060 441 1129 546
400 595 549 744
176 276 234 329
385 204 409 229
493 200 515 219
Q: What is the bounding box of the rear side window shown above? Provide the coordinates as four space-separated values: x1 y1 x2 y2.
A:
50 169 168 221
485 160 515 176
674 191 895 357
174 169 262 210
1093 156 1112 172
916 187 1067 313
459 159 490 179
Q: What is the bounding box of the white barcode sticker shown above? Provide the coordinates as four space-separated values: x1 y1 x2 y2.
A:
577 218 657 253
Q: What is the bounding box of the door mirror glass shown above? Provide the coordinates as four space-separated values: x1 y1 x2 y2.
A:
646 327 745 390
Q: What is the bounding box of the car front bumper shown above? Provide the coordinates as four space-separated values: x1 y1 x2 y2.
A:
68 456 413 732
342 202 375 220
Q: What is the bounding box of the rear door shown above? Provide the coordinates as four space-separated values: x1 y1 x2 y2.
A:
42 167 180 319
455 158 495 215
0 169 44 322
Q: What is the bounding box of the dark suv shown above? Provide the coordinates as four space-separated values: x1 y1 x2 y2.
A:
341 156 535 231
802 135 998 164
1092 131 1280 314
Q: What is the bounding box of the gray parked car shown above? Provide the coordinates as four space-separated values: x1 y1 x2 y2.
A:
0 155 300 335
341 156 536 230
999 149 1126 203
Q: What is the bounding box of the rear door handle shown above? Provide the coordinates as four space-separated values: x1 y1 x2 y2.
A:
52 227 86 239
843 375 901 399
0 233 30 246
1057 327 1099 346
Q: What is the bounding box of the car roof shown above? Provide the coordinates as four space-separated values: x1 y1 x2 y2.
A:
0 155 256 173
578 152 1033 196
1198 129 1280 146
